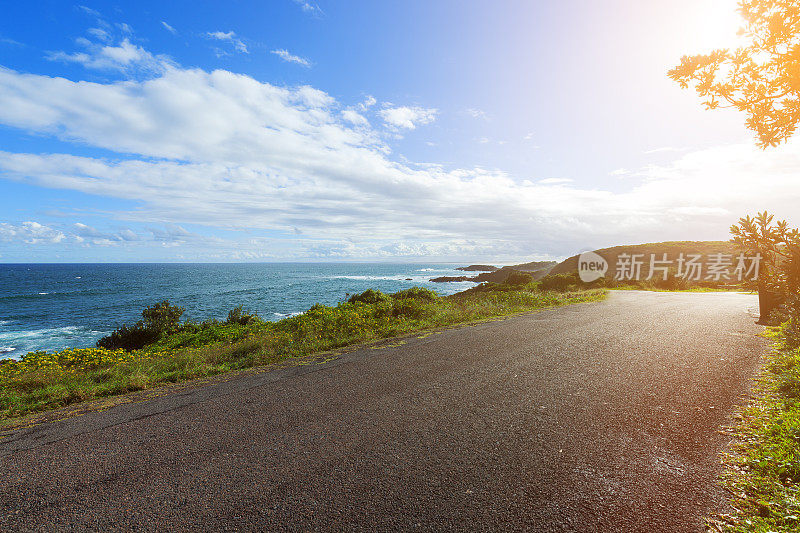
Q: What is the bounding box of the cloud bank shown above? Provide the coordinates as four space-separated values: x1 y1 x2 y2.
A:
1 38 799 261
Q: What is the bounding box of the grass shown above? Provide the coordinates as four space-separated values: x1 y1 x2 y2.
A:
707 326 800 532
0 283 606 422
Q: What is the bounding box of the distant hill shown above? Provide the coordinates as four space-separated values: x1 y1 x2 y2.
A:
509 261 557 273
549 241 739 276
433 243 741 287
432 260 558 284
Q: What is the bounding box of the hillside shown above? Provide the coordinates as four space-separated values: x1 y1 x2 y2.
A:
548 241 738 277
509 261 557 273
431 260 557 283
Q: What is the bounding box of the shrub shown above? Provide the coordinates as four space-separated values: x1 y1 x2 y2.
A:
141 301 185 334
226 305 258 325
391 287 439 301
347 289 392 305
392 298 431 319
97 300 185 351
504 271 533 286
97 323 159 351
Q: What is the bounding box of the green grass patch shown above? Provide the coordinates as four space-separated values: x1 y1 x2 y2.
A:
708 329 800 532
0 284 605 422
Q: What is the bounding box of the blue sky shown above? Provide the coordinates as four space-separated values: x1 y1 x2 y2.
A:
0 0 798 262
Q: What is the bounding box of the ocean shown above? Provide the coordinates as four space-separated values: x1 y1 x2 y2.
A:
0 263 476 360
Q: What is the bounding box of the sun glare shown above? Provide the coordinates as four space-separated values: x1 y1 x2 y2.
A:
682 0 746 51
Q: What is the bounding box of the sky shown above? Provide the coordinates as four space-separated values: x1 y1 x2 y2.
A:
0 0 798 263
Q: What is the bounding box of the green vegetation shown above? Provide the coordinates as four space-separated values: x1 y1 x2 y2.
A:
731 212 800 336
709 328 800 532
706 212 800 532
96 300 186 351
0 283 605 422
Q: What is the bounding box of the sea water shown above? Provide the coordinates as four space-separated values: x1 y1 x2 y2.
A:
0 263 475 359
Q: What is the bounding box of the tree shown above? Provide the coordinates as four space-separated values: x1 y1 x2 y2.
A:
731 211 800 343
669 0 800 147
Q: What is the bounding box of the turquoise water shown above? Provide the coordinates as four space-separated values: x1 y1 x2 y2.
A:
0 263 474 360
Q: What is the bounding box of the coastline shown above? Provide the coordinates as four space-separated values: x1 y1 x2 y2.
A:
0 278 606 420
0 262 478 361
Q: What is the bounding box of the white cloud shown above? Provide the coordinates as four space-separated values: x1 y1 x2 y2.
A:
465 108 487 119
358 95 376 112
46 38 168 73
205 31 248 54
293 0 323 16
271 48 311 67
380 105 438 130
538 178 573 185
0 36 23 47
87 27 111 42
0 220 218 249
342 109 369 126
643 146 687 154
72 223 132 245
77 5 101 17
0 49 799 259
161 21 177 35
0 222 65 244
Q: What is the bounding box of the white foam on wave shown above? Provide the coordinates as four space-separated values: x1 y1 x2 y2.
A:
328 275 424 281
272 311 304 319
0 346 15 353
38 292 49 295
0 325 87 342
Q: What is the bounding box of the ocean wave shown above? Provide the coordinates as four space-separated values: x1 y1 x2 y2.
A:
0 325 109 360
272 311 304 319
328 275 424 281
0 325 101 342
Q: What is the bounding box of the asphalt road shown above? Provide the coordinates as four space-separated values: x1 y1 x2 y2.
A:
0 291 766 532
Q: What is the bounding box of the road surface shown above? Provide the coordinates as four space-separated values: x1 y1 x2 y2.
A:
0 291 766 531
